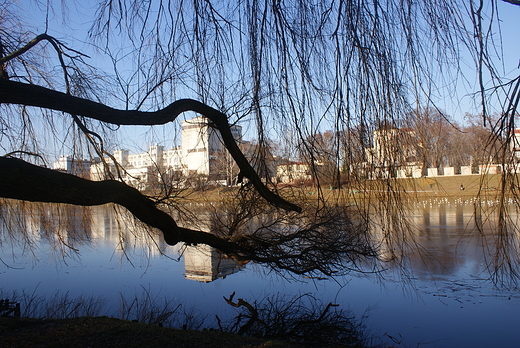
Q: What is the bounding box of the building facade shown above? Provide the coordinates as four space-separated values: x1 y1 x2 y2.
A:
86 116 242 188
364 125 422 178
53 155 94 179
181 116 242 179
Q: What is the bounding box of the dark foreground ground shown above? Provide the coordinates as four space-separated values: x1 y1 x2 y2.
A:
0 316 367 348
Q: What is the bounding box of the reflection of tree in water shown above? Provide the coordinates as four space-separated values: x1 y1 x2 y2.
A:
90 204 169 256
0 200 92 255
179 187 380 276
0 196 378 278
0 200 177 262
372 200 520 286
1 0 520 287
4 194 520 287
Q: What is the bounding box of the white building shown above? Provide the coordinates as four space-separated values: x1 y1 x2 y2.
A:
85 115 243 188
511 128 520 158
181 116 242 178
365 125 422 178
276 161 312 184
90 144 183 189
53 155 93 178
184 244 242 282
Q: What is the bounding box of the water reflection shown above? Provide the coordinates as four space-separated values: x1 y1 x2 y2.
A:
0 201 243 283
408 201 520 285
183 244 242 282
2 200 520 347
0 201 92 245
368 200 520 285
2 199 519 284
407 203 480 279
89 204 168 257
90 204 243 282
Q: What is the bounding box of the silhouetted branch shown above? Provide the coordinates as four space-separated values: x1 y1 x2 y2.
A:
0 33 88 65
233 207 378 276
224 292 258 335
0 79 300 213
502 0 520 6
222 293 365 345
0 157 239 253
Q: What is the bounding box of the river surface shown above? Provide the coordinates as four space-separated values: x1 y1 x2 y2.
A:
1 201 520 347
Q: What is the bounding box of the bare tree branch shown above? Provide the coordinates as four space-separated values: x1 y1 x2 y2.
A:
0 157 241 253
0 79 301 213
502 0 520 6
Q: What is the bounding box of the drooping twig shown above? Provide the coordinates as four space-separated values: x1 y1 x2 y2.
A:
0 33 89 65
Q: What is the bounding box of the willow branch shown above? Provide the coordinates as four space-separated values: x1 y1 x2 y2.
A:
0 157 241 253
0 33 88 65
0 79 301 212
502 0 520 6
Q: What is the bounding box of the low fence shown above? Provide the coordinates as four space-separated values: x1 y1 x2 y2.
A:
0 299 21 317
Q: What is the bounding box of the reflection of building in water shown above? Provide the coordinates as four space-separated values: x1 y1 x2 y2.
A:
90 204 125 241
0 201 92 245
370 203 471 266
184 244 242 282
405 203 479 278
90 205 169 256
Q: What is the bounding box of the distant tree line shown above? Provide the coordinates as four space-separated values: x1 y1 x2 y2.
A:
285 107 507 186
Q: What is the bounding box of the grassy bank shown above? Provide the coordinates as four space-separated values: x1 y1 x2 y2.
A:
0 316 365 348
170 174 503 206
393 174 501 197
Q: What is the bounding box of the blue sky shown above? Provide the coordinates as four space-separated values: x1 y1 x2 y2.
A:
428 1 520 125
12 0 520 154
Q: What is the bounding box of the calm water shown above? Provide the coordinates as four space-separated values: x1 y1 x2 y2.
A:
1 202 520 347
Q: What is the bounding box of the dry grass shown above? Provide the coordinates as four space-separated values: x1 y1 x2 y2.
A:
0 316 365 348
170 175 503 206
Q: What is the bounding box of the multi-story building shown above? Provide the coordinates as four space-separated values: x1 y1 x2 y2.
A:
181 116 242 179
364 125 422 178
86 116 242 188
276 161 312 184
53 155 94 179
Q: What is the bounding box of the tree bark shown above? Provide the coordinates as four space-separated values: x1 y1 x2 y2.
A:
0 79 301 213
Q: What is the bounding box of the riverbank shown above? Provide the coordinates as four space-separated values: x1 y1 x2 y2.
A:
170 174 503 205
0 316 366 348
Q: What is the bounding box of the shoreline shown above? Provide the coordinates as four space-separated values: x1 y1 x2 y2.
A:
167 174 504 206
0 316 364 348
